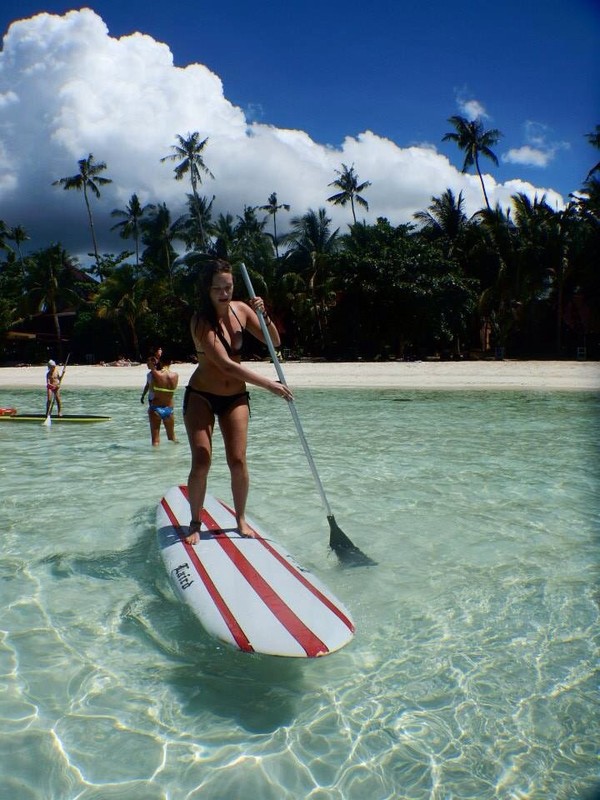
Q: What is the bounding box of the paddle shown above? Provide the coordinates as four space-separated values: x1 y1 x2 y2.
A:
240 263 375 566
43 354 70 427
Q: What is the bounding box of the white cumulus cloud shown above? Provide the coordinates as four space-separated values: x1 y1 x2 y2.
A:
459 98 488 121
502 120 570 169
503 146 552 167
0 9 565 264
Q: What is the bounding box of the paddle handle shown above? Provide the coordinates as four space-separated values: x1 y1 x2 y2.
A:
58 355 70 383
240 263 333 517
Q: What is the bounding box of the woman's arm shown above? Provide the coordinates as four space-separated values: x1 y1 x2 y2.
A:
238 300 281 348
198 319 291 398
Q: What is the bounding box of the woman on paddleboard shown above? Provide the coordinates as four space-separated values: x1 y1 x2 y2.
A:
184 259 293 544
45 359 63 417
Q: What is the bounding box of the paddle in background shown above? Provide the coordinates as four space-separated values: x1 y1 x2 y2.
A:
43 354 70 427
240 263 375 567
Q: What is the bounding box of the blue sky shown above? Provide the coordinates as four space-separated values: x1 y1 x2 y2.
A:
0 1 598 258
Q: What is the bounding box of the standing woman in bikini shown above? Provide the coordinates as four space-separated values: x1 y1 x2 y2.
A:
147 354 179 446
184 258 293 544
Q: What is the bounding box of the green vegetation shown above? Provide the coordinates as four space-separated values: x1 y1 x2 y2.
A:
1 124 599 364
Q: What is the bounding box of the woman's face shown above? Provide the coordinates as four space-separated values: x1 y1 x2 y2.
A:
209 272 234 311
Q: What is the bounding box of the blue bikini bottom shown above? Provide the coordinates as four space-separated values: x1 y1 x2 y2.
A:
149 404 174 420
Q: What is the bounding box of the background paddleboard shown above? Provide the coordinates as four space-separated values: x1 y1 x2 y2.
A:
157 485 355 658
0 414 110 423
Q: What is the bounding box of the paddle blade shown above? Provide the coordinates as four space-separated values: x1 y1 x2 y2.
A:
328 515 377 567
42 414 51 427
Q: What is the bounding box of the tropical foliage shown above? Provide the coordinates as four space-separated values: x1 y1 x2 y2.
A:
1 124 599 363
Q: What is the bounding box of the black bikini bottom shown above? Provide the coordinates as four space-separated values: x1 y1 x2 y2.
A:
183 386 250 417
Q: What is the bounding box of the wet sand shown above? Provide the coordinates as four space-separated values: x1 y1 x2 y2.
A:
1 360 598 391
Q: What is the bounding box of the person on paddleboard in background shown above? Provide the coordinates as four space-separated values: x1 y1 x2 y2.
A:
146 353 179 446
45 359 63 417
184 258 293 544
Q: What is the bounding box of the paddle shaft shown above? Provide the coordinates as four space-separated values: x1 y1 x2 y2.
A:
240 264 333 517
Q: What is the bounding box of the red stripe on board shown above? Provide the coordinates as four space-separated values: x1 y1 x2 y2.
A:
202 507 329 657
219 500 354 634
161 495 254 653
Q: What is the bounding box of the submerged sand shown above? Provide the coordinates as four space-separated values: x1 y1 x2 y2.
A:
1 360 599 392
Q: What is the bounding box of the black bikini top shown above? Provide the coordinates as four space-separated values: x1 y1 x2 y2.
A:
196 306 245 358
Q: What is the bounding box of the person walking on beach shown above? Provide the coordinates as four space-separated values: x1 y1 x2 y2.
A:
184 258 293 543
146 354 179 446
45 359 63 416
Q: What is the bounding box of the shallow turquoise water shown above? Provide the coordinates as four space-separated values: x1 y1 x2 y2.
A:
0 387 598 799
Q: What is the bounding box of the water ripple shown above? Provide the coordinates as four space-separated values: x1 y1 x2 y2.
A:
0 387 598 798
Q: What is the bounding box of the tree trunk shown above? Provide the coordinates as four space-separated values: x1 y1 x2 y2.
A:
50 301 63 361
556 256 566 356
83 185 101 267
475 154 492 211
273 213 279 259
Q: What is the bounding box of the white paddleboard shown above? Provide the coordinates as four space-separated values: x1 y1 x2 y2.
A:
157 485 355 658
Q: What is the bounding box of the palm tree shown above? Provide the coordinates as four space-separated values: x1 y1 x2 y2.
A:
161 132 214 246
0 219 10 252
585 124 600 179
235 205 268 247
25 244 83 359
284 208 340 266
282 208 340 352
212 213 237 260
139 203 181 290
178 193 215 252
233 206 275 279
259 192 290 258
510 193 556 314
52 154 112 268
511 194 580 357
110 194 151 270
327 163 371 224
94 263 149 358
6 225 29 277
567 169 600 354
443 116 502 211
571 128 600 223
413 189 470 258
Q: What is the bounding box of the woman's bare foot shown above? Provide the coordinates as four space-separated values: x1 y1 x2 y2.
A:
237 516 256 538
185 520 202 545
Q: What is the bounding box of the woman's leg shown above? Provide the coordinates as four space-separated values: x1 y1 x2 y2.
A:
219 399 253 537
148 409 161 445
183 392 214 544
163 411 178 443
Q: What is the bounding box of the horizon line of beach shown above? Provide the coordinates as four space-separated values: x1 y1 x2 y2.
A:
1 360 599 391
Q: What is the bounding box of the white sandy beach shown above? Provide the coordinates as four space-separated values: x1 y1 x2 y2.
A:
1 360 599 391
